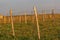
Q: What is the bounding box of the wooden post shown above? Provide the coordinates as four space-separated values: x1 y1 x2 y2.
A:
51 9 55 22
32 15 34 23
51 9 55 27
25 12 27 24
42 10 45 22
10 8 15 38
33 6 40 40
3 16 6 24
19 16 21 23
44 10 46 21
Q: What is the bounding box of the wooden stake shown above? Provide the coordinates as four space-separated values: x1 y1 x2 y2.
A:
51 9 54 21
10 8 15 38
32 15 34 23
19 16 21 23
42 10 45 22
3 16 6 24
33 6 40 40
25 12 27 24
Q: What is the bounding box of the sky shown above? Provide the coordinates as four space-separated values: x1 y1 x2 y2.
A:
0 0 60 15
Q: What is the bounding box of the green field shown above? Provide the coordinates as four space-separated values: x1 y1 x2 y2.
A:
0 19 60 40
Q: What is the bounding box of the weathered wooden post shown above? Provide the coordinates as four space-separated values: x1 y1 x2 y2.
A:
52 9 55 20
19 16 21 23
0 15 3 23
32 15 34 23
33 6 40 40
25 12 27 24
3 16 6 24
44 10 46 21
10 8 15 39
51 9 55 27
42 10 46 22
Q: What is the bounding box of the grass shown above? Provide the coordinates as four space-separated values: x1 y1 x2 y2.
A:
0 18 60 40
